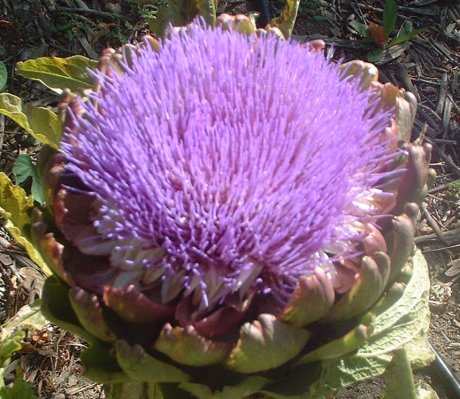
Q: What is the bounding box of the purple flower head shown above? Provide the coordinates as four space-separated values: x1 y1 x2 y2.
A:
60 20 396 317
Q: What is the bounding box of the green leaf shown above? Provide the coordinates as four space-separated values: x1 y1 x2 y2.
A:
0 301 47 396
81 341 129 384
0 93 62 149
367 49 384 62
13 154 45 205
387 28 424 47
349 20 370 38
149 0 217 36
149 0 192 36
24 105 62 149
314 249 432 395
16 55 97 94
0 172 51 274
3 300 46 332
0 367 37 399
0 61 7 91
0 329 24 371
268 0 300 39
0 93 31 132
383 0 397 37
41 276 92 341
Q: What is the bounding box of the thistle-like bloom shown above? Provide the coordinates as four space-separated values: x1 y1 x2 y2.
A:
36 17 433 398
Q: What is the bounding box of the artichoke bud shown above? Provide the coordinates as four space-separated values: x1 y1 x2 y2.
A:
32 19 433 398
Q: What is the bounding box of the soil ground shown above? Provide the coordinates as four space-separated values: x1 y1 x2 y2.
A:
0 1 459 398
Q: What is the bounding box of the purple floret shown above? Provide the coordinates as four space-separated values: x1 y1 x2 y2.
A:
61 21 395 310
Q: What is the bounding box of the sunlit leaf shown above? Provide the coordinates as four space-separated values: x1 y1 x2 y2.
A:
16 55 97 94
24 105 62 149
0 301 45 397
0 172 51 274
268 0 300 39
0 93 62 149
0 93 30 132
0 300 47 344
13 154 45 205
0 329 23 371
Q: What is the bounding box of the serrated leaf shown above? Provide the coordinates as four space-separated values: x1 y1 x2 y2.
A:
0 172 51 274
314 249 432 394
383 0 397 37
0 61 7 91
13 154 45 205
16 55 97 94
0 93 62 149
268 0 300 39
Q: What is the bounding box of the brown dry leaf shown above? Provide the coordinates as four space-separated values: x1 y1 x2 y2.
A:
369 22 388 48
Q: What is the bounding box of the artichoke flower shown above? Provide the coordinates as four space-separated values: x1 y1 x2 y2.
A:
32 16 434 399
